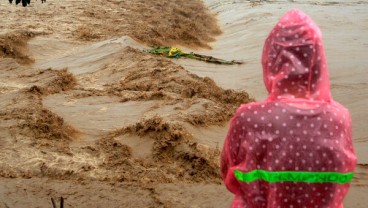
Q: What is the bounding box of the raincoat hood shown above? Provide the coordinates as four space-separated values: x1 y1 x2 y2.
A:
262 9 331 102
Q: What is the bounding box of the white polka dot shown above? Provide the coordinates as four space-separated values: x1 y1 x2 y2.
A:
254 124 258 128
276 145 280 149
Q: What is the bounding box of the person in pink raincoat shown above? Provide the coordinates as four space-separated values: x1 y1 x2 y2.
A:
221 9 357 208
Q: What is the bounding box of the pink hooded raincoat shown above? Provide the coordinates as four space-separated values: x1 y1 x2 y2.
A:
221 9 356 208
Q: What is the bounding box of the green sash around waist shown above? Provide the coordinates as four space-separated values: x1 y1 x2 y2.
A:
234 169 353 184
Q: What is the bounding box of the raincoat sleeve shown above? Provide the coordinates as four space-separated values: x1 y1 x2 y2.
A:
221 109 245 195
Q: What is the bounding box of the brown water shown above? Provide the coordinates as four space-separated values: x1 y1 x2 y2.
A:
0 0 367 207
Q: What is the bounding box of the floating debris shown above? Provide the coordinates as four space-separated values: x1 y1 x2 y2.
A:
147 46 243 65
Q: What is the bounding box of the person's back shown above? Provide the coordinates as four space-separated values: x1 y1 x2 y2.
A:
221 9 356 208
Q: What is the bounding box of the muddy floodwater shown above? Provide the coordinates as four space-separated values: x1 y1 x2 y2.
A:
0 0 367 207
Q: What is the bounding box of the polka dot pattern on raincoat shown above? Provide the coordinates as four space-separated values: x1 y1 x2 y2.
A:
221 9 357 208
